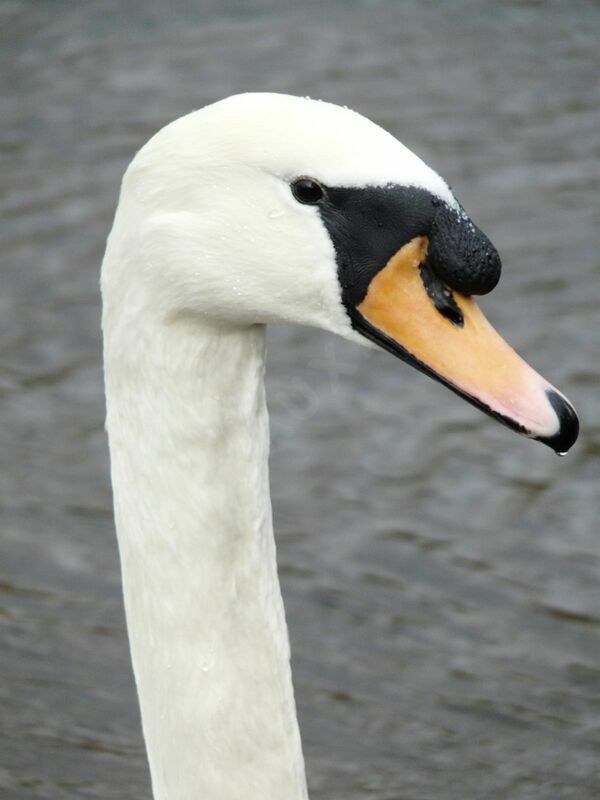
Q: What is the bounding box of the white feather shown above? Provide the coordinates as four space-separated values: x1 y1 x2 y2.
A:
102 93 454 800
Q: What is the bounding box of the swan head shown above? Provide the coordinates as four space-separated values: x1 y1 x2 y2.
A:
105 92 578 453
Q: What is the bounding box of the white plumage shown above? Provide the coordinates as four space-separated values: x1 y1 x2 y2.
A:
102 93 576 800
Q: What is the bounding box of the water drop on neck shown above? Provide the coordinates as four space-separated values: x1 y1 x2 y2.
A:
556 451 568 457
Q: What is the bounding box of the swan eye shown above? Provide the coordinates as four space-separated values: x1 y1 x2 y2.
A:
291 177 325 205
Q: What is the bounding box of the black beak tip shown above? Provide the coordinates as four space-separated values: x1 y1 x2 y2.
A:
536 389 579 455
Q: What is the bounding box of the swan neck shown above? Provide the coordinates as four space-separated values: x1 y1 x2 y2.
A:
103 316 308 800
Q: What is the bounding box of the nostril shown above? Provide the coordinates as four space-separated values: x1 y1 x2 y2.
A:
419 261 464 327
427 204 501 296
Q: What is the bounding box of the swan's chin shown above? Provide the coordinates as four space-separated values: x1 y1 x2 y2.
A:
351 237 579 454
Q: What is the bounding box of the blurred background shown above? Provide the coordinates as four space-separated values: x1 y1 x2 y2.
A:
1 1 599 798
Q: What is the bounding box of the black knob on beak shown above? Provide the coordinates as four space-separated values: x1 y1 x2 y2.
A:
427 203 502 296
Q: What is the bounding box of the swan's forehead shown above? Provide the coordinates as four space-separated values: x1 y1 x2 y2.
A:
170 93 455 206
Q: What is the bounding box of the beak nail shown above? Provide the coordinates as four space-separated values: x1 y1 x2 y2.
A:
536 389 579 454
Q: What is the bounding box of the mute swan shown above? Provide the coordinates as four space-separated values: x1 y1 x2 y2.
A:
101 93 578 800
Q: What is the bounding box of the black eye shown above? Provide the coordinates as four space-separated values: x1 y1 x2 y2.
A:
291 177 325 205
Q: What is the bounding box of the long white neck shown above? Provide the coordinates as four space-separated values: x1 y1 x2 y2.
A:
103 305 308 800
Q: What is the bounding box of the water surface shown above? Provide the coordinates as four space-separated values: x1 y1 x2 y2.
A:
1 1 599 798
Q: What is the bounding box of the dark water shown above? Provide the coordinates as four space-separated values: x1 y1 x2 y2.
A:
2 1 600 797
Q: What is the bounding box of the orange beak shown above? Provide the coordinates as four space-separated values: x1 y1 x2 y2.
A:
354 237 578 453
